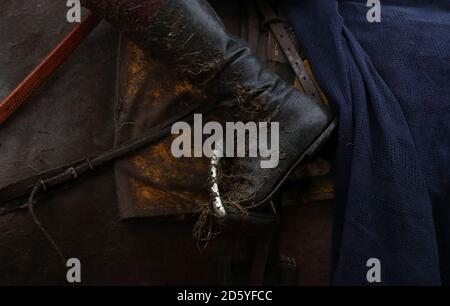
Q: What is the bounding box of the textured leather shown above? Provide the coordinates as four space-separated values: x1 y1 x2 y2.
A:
0 0 333 285
83 0 334 209
113 38 211 218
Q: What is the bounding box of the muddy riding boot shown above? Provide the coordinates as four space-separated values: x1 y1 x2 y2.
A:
81 0 336 215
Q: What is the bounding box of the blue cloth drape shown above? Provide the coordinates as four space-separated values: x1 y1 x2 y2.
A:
281 0 450 285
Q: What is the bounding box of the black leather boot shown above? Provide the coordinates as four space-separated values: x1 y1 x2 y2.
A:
82 0 336 216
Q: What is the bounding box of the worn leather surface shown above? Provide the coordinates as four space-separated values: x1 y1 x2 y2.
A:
113 37 211 218
83 0 334 215
0 0 253 285
113 0 274 218
113 0 334 218
112 0 245 218
0 3 117 188
0 0 334 285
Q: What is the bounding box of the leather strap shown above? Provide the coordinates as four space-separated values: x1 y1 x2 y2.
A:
0 100 215 214
255 0 322 104
0 12 101 125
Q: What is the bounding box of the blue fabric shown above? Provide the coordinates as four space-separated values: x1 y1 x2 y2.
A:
281 0 450 285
